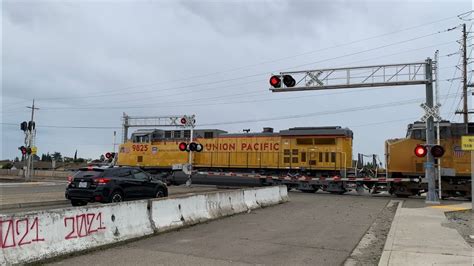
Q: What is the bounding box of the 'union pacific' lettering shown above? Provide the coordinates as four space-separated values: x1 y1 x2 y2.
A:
205 142 279 151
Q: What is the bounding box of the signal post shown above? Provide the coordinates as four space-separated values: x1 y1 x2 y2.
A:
121 113 199 185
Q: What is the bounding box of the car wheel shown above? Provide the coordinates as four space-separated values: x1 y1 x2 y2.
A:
71 200 87 206
109 191 124 203
155 187 166 198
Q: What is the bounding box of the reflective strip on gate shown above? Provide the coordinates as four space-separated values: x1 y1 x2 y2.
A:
195 171 417 183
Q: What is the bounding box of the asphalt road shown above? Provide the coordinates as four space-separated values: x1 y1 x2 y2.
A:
0 182 221 213
49 192 391 266
0 181 68 205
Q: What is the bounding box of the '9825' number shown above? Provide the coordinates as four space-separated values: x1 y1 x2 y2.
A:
132 145 148 152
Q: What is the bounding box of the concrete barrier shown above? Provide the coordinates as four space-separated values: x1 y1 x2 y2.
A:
255 186 282 207
0 200 152 265
0 186 288 264
279 186 289 202
150 194 210 231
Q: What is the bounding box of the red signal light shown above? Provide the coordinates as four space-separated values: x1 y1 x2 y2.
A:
269 75 281 88
178 142 187 151
414 145 427 158
19 146 27 155
180 117 187 124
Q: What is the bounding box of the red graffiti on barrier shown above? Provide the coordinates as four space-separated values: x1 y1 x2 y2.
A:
0 217 45 249
64 212 106 240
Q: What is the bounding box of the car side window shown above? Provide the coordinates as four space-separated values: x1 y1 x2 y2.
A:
118 169 133 178
132 169 148 180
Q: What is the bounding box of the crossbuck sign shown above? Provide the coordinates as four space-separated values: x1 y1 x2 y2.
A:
420 103 442 122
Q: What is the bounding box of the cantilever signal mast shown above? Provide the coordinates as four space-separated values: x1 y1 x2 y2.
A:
269 60 440 204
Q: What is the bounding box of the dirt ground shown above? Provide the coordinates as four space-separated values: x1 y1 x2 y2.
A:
344 201 399 265
445 209 473 247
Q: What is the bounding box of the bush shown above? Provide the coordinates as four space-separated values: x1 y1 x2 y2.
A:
2 163 13 169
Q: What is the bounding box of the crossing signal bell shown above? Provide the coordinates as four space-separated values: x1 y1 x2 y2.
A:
178 142 203 152
414 144 445 158
269 75 296 88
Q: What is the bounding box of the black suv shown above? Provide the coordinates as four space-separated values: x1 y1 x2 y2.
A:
65 167 168 206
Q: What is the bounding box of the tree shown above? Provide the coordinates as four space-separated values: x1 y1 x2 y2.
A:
2 163 13 169
74 150 77 161
14 157 19 162
41 153 52 161
52 152 62 162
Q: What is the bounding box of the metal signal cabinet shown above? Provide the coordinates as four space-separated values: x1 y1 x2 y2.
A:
117 127 353 175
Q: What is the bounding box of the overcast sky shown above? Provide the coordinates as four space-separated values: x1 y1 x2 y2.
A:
1 0 472 163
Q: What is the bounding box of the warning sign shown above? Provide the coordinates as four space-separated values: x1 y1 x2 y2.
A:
461 136 474 151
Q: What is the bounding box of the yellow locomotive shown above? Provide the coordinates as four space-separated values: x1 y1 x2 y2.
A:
385 121 472 198
117 121 471 198
117 127 353 176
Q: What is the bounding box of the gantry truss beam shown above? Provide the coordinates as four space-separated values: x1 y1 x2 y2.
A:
122 113 195 142
270 62 429 92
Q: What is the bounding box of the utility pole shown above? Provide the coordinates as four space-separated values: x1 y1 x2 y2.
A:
462 23 468 127
456 24 469 127
26 99 39 181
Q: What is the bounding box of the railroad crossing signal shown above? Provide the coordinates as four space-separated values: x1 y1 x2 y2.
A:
178 142 203 152
420 103 441 122
19 146 27 155
269 75 296 88
179 115 196 127
414 145 427 157
414 144 445 158
20 121 28 131
105 152 116 159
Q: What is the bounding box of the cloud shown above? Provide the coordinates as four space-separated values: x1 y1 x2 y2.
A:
1 0 470 160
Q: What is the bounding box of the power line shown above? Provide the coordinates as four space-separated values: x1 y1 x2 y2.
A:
197 93 460 127
21 12 463 102
1 93 461 130
32 27 457 102
34 85 424 111
30 39 456 111
13 39 457 113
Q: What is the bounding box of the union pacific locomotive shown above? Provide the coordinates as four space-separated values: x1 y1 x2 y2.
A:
117 122 472 198
117 126 353 175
